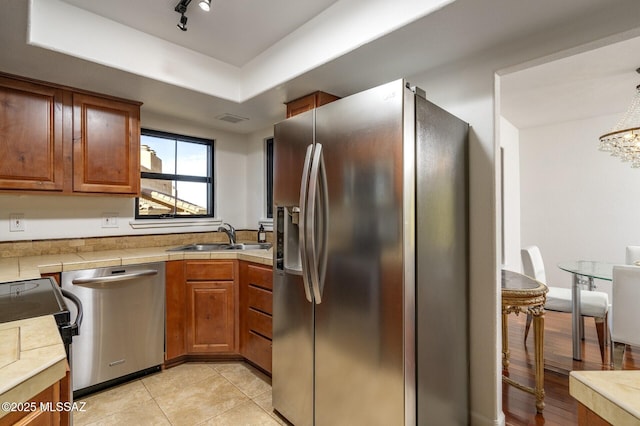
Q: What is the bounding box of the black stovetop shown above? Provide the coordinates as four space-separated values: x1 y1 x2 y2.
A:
0 277 70 326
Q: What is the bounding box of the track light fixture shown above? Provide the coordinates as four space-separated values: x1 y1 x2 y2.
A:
174 0 191 31
177 13 188 31
174 0 210 32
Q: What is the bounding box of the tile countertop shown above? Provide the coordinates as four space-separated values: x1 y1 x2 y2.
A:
0 246 273 283
0 315 67 419
570 370 640 425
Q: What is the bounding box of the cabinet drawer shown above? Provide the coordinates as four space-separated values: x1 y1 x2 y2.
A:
247 308 272 339
248 285 272 314
186 261 235 281
245 331 272 373
246 264 272 290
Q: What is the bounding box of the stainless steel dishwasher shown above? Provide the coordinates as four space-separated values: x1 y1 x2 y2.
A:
61 262 165 397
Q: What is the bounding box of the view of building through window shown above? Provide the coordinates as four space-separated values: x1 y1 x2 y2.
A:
137 130 214 218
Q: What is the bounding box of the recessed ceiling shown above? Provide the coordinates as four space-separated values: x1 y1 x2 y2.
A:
60 0 339 67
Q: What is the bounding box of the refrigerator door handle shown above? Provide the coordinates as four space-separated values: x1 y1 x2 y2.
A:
318 148 329 300
298 144 314 303
306 143 328 303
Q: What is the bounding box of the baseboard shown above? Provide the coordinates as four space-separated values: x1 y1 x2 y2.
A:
470 409 505 426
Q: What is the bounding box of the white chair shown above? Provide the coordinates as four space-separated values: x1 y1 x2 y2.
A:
611 265 640 368
521 246 610 363
625 245 640 265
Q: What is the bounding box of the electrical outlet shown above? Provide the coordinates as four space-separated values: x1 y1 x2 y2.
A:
9 214 25 232
101 213 119 228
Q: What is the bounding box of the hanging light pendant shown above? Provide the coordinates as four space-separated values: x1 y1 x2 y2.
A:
599 68 640 167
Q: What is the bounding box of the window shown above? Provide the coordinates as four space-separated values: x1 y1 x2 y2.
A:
266 137 274 219
136 129 214 218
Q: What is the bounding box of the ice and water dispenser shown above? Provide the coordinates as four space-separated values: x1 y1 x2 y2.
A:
275 206 303 275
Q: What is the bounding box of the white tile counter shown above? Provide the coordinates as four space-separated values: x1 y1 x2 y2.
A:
0 315 67 419
570 370 640 425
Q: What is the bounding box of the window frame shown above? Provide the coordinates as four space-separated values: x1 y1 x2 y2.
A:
266 137 274 219
136 128 215 219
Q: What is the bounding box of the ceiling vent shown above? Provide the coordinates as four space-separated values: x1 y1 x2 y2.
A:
216 113 249 124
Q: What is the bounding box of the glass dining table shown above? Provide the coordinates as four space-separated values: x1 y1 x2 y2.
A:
557 261 616 361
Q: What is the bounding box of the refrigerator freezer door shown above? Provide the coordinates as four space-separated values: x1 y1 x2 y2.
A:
272 110 315 426
314 80 407 425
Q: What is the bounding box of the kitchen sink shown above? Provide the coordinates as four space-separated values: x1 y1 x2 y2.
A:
227 243 272 250
167 242 272 252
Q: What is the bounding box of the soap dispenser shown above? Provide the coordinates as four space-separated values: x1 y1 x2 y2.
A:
257 224 266 243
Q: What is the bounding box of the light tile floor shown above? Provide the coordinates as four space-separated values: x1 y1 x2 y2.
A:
73 362 288 426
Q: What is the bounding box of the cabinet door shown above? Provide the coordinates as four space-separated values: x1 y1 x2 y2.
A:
0 376 63 426
0 76 64 191
285 91 340 118
187 281 235 353
72 93 140 195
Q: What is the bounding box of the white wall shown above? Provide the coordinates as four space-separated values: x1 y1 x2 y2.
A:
0 111 257 241
519 112 640 299
500 118 521 272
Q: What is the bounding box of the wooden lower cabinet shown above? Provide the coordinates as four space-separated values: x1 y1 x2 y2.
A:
240 262 273 373
185 261 238 354
0 367 70 426
186 281 236 353
165 261 186 361
164 259 273 373
577 402 612 426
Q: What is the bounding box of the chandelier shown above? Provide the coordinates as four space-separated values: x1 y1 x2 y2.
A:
598 68 640 167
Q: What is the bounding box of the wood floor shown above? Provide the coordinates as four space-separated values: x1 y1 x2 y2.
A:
502 311 638 425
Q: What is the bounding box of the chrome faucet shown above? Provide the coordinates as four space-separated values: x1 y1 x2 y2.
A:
218 223 236 245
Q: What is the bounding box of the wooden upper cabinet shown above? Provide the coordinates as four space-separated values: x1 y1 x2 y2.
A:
72 93 140 195
285 91 340 118
0 72 141 196
0 76 64 191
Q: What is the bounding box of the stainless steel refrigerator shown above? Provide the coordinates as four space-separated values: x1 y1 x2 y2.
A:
272 79 468 426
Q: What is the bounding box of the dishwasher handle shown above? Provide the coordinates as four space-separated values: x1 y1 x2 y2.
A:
71 269 159 286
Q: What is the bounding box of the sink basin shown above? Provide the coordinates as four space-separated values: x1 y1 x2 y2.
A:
226 243 272 251
167 243 231 251
167 242 272 252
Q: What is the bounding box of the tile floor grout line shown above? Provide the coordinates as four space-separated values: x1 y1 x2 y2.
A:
139 385 173 426
151 364 250 426
251 388 283 422
142 364 224 400
76 361 281 426
74 378 158 426
202 363 281 425
191 399 263 426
